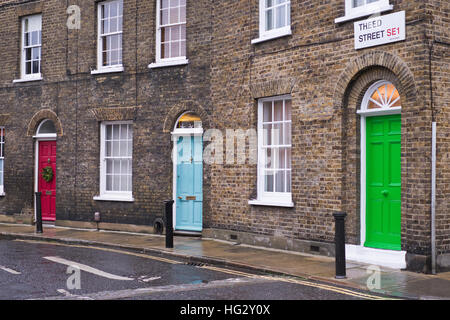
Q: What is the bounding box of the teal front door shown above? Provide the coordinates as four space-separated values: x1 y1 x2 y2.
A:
175 135 203 231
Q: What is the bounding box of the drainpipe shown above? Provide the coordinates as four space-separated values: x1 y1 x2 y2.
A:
429 36 436 274
431 121 436 274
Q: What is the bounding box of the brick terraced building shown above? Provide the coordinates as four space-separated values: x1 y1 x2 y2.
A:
0 0 448 273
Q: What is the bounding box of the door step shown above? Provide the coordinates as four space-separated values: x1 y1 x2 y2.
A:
174 230 202 237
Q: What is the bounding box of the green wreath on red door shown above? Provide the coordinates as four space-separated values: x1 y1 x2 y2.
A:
41 166 54 183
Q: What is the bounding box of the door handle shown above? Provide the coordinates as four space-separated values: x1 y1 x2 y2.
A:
381 190 389 196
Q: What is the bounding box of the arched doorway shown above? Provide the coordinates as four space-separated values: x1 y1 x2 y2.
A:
172 112 203 232
34 119 57 222
357 80 402 251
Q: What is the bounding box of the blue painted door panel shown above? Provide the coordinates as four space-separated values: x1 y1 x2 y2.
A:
176 135 203 231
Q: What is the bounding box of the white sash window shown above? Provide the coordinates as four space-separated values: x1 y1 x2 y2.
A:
335 0 393 23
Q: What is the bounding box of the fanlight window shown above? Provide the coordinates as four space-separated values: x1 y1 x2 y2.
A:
366 81 401 110
37 119 56 136
176 112 202 129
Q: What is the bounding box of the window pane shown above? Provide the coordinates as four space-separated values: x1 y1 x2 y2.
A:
265 171 274 192
284 122 291 145
180 5 186 22
263 124 272 146
161 8 169 25
170 7 179 24
276 5 286 28
265 148 273 169
265 9 273 31
263 101 272 122
32 47 40 60
162 0 169 9
274 100 283 121
285 99 291 120
273 123 283 145
106 175 112 190
25 48 31 61
171 42 180 58
275 170 285 192
32 61 39 74
286 171 291 192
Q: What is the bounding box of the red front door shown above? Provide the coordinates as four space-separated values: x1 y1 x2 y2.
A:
38 141 56 221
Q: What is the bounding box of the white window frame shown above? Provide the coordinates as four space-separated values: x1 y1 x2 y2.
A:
335 0 393 23
92 0 124 75
252 0 291 45
14 14 42 83
249 95 293 207
0 127 5 195
94 121 134 202
149 0 188 69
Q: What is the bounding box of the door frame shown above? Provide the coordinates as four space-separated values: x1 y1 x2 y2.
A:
347 80 406 268
171 112 203 231
33 127 57 222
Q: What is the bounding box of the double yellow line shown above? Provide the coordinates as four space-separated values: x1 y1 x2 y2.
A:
15 239 396 300
201 265 394 300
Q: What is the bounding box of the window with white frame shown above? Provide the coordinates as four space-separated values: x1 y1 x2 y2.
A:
335 0 393 23
253 96 292 206
96 122 133 201
253 0 291 44
0 128 4 194
20 15 42 80
156 0 186 63
96 0 123 72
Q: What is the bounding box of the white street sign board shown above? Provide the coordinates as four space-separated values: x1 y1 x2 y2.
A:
354 11 406 50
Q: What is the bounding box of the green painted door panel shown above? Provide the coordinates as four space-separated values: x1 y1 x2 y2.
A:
365 114 401 251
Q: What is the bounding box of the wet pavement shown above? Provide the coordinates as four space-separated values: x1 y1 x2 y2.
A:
1 223 450 300
0 239 383 300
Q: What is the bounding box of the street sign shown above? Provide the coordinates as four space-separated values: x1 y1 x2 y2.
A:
354 11 405 50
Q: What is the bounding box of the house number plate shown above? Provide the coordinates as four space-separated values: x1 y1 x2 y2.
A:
186 196 196 201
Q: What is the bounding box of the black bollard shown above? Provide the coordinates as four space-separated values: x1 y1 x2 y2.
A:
35 192 43 234
333 212 347 279
164 200 174 248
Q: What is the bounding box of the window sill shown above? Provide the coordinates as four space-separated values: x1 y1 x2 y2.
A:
148 59 189 69
91 65 124 75
248 200 294 208
334 5 394 23
251 28 292 45
93 195 134 202
0 192 5 197
12 76 43 83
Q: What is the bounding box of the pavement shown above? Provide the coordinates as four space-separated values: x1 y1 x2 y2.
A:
1 222 450 300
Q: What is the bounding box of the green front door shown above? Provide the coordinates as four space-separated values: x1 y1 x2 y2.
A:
365 114 401 251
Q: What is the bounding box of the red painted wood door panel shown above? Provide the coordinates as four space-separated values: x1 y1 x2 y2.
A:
38 141 56 221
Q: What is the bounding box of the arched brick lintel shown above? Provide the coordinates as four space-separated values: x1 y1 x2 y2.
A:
334 51 418 110
163 100 211 133
27 109 63 136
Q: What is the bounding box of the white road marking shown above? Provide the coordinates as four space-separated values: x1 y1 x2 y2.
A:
43 256 134 281
57 289 71 296
0 266 21 275
139 276 161 283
